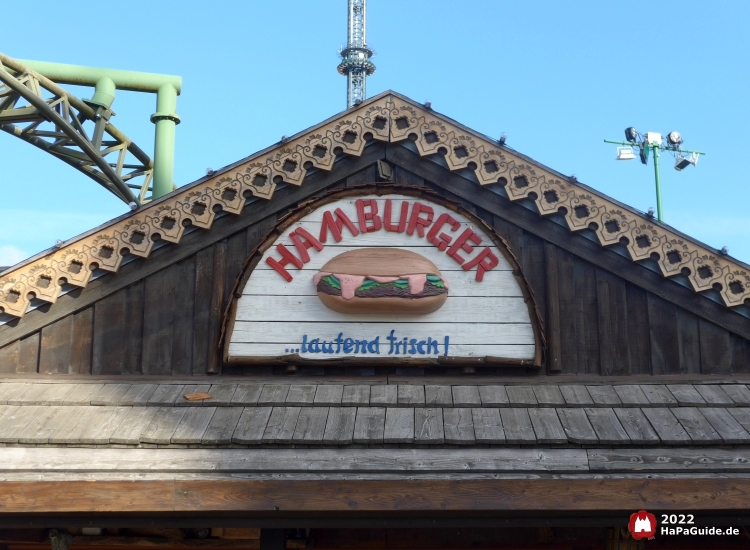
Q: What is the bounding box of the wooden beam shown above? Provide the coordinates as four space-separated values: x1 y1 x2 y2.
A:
385 145 750 342
0 478 749 513
0 144 387 349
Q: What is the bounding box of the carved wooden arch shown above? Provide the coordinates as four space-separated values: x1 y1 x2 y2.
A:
221 183 546 368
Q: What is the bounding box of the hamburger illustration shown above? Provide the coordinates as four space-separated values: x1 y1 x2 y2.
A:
312 248 449 314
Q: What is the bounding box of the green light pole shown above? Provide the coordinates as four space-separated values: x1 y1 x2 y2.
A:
605 129 705 222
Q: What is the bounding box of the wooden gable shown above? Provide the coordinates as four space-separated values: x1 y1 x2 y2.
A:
0 91 748 377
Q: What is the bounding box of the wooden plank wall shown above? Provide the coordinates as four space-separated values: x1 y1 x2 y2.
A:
0 163 748 376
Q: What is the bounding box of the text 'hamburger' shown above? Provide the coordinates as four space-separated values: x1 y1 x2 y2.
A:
266 198 499 282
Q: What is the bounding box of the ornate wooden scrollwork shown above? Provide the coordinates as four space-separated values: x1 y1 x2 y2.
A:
1 93 748 319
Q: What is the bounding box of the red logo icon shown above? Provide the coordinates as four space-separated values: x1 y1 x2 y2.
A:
628 510 657 540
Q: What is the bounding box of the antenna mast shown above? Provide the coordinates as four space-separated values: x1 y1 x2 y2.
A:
338 0 375 108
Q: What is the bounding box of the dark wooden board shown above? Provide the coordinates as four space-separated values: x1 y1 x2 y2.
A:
2 476 750 513
574 257 601 375
70 307 93 374
141 264 176 375
478 386 509 407
506 385 537 407
171 406 216 444
499 408 535 444
532 385 565 407
731 333 750 374
232 407 272 445
341 384 370 406
262 407 301 444
596 268 629 376
586 385 621 406
665 384 706 407
646 294 680 375
414 408 444 444
694 385 735 406
699 407 750 444
471 408 505 443
293 407 329 444
676 308 701 374
109 406 159 445
625 283 651 375
192 246 214 376
425 385 452 407
542 242 562 373
613 408 660 445
613 385 650 407
369 386 397 406
353 407 385 443
17 332 39 374
170 256 196 375
314 385 344 406
699 318 733 375
206 243 226 374
147 384 186 406
140 407 187 444
559 385 594 407
557 248 579 373
397 385 425 407
384 407 414 443
0 341 19 373
721 384 750 405
92 282 144 375
38 314 72 374
323 407 356 444
206 384 237 406
641 385 678 406
556 408 598 444
527 408 566 444
443 407 475 444
585 408 630 444
285 384 316 406
258 385 290 406
452 386 481 407
588 449 750 473
641 408 691 445
231 384 263 406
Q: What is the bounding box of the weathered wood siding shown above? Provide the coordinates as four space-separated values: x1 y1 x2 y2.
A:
0 151 748 376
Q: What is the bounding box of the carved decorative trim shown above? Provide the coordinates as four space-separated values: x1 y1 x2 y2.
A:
387 97 750 309
1 93 748 319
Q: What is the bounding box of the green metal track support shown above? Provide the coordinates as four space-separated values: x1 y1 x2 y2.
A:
0 54 182 203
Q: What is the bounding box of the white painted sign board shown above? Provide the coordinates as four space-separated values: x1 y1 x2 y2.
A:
225 192 541 366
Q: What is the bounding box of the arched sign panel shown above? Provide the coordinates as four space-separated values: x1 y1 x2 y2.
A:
223 186 543 367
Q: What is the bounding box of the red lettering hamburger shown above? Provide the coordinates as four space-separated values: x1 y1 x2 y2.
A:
313 248 449 314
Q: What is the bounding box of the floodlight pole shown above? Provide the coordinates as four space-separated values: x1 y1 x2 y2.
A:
652 144 663 221
604 139 705 222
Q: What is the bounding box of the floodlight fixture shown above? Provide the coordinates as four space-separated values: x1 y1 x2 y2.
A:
605 130 704 223
616 146 635 160
667 131 683 147
645 132 662 146
498 132 507 145
674 152 699 171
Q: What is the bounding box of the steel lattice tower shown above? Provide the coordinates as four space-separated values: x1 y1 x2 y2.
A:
337 0 375 108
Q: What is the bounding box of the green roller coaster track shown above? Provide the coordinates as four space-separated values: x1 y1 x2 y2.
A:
0 53 181 206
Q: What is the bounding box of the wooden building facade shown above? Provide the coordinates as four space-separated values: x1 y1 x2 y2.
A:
0 92 749 549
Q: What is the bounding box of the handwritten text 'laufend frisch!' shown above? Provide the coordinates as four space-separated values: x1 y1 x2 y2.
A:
266 199 499 282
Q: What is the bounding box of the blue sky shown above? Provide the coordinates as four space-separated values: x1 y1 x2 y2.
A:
2 0 748 266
